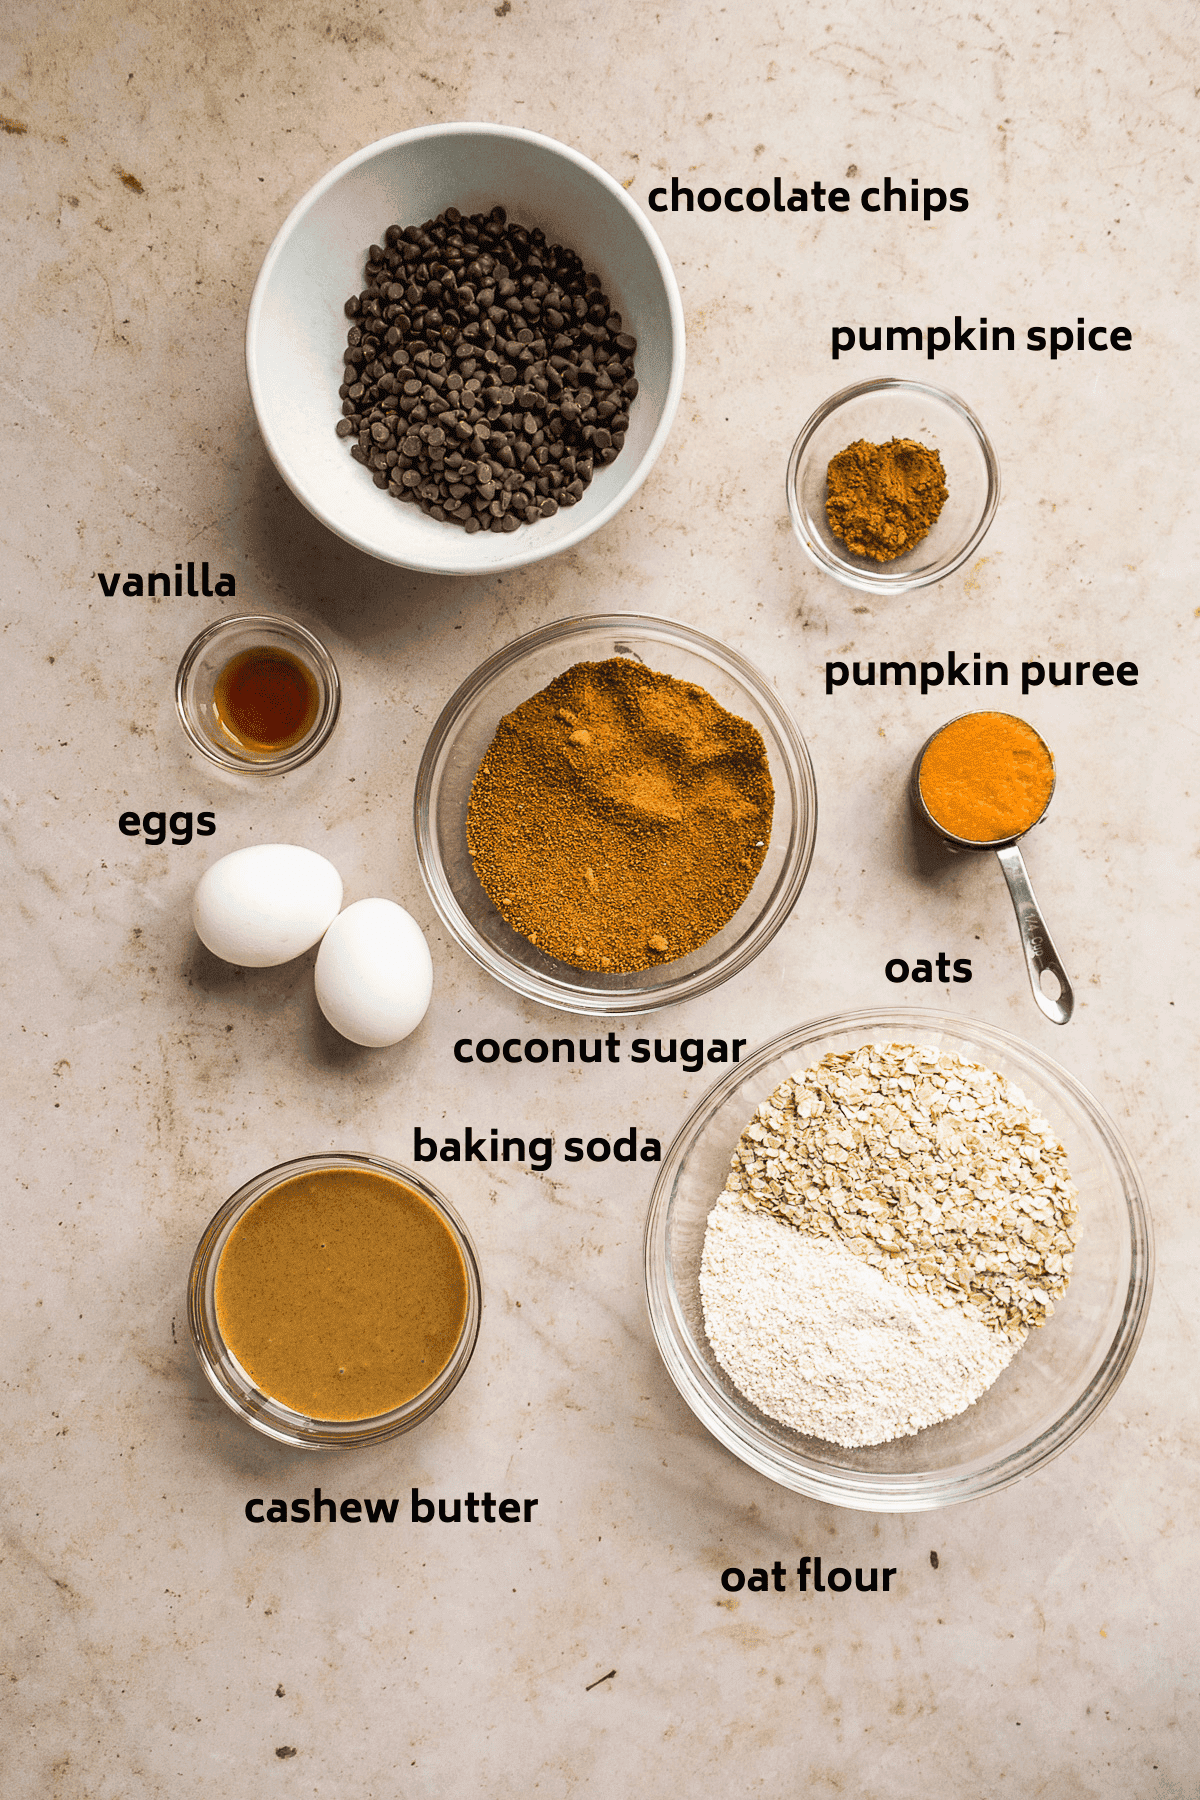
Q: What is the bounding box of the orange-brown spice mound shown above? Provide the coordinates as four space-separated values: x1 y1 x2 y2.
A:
826 436 948 562
466 658 774 972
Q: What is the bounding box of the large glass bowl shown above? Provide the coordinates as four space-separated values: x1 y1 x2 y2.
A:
414 613 818 1016
787 378 999 594
644 1009 1152 1510
188 1154 482 1449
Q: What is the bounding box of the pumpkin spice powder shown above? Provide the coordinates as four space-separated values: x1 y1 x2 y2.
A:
826 436 948 562
466 658 774 972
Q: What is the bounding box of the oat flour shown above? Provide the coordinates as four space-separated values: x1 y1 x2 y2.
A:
701 1197 1021 1448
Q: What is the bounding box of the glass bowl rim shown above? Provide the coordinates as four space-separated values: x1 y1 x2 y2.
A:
187 1151 482 1449
412 610 819 1016
785 377 1001 595
643 1005 1154 1511
174 611 341 775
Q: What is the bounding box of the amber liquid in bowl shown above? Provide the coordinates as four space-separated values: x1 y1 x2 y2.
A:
214 1167 469 1421
213 646 320 753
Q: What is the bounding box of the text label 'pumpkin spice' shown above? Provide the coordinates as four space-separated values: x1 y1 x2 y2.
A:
466 658 774 973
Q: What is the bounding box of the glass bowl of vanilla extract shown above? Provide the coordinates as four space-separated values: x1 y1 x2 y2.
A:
175 613 341 773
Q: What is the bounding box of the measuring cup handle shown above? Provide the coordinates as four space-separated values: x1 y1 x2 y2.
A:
995 843 1075 1025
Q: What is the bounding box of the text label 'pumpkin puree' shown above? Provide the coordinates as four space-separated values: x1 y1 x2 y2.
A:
466 658 774 973
214 1167 468 1422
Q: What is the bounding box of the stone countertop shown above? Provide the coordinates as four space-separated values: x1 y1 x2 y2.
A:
3 2 1196 1795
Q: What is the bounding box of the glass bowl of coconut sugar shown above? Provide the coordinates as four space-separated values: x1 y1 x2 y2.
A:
414 613 817 1016
644 1008 1152 1511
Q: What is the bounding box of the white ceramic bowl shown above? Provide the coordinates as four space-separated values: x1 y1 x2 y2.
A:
246 123 685 574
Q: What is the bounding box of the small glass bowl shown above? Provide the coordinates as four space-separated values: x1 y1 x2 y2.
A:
413 613 818 1017
786 378 1000 594
644 1009 1152 1511
175 613 341 773
188 1154 482 1449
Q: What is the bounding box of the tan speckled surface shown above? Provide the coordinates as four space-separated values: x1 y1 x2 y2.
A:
3 3 1197 1796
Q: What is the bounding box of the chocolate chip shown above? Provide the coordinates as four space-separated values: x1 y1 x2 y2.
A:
335 203 639 531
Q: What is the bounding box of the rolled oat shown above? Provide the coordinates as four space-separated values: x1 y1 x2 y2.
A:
723 1042 1078 1339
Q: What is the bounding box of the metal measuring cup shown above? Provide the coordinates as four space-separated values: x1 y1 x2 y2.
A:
910 717 1074 1025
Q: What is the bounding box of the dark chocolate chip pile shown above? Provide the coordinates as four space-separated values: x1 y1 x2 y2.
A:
336 204 639 533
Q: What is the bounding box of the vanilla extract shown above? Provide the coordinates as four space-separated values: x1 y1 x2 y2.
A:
212 645 320 753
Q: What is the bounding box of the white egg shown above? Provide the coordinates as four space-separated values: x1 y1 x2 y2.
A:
192 845 343 967
315 899 433 1047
